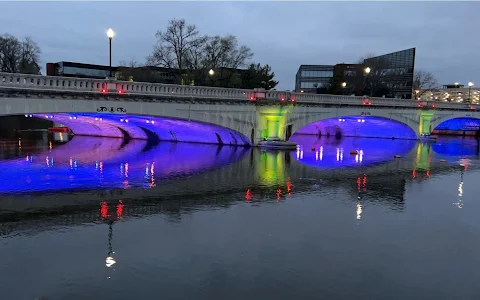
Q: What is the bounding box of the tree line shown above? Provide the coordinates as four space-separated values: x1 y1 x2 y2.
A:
117 18 279 90
0 34 41 74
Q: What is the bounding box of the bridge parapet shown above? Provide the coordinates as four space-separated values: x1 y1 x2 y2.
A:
0 72 254 101
0 72 476 111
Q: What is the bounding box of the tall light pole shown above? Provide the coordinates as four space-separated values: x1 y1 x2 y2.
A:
468 82 475 103
364 67 371 96
107 28 115 78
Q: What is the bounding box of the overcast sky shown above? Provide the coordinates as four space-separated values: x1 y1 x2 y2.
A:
1 1 478 90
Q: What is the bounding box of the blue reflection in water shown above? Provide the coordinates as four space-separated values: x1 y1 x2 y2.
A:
432 137 480 157
291 135 417 168
0 137 249 194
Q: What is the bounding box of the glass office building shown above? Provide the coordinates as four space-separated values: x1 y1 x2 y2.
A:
295 48 416 98
295 65 334 93
363 48 416 99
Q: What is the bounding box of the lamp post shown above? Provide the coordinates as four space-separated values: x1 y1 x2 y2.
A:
364 67 371 96
468 82 474 103
414 90 420 100
107 28 115 78
341 82 347 95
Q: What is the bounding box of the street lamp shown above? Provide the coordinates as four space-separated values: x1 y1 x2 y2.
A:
341 82 347 95
414 89 420 100
364 67 371 96
468 82 474 103
208 69 214 76
107 28 115 78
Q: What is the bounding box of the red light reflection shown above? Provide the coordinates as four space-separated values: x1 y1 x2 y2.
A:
100 201 109 219
276 189 282 200
245 189 252 201
116 200 124 218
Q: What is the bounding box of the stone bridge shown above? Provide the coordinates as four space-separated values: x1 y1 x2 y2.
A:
1 72 479 145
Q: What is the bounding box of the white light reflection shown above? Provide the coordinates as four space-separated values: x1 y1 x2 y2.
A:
106 255 116 268
454 181 464 208
296 147 304 160
356 203 363 220
320 146 323 161
336 147 344 162
355 150 364 163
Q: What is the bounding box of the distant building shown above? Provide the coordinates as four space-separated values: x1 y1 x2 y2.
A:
46 62 247 87
46 61 179 84
46 61 117 79
295 65 334 94
295 48 416 99
417 83 479 104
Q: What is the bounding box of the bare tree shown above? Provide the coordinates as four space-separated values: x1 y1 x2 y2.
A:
357 53 376 64
147 19 202 83
413 70 439 98
0 34 41 74
203 35 253 87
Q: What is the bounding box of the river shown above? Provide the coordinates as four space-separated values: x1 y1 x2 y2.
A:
1 134 479 300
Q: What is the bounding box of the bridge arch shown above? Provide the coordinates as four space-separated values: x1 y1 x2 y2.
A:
289 114 418 140
0 97 255 146
286 106 421 140
431 116 480 136
430 111 480 134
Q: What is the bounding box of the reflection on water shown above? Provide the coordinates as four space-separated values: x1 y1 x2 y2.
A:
0 136 250 194
1 135 480 300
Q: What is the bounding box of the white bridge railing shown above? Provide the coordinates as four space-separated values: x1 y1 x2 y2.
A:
0 72 476 110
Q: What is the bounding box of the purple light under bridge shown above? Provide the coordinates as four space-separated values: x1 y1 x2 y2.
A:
30 113 252 146
291 116 417 140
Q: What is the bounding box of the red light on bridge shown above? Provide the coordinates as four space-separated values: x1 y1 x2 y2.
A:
281 98 285 102
118 90 123 94
417 103 422 108
250 96 256 101
102 89 106 93
362 100 372 105
470 106 475 110
290 98 295 103
432 103 436 108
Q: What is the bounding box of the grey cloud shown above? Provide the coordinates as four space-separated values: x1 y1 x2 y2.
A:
0 1 478 90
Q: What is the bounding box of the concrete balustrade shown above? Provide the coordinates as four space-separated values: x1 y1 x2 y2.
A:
0 72 476 110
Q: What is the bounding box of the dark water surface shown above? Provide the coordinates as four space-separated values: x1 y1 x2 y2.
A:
1 134 480 300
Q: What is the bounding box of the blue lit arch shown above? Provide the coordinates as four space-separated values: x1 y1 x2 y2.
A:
24 112 252 146
291 115 418 140
433 117 480 132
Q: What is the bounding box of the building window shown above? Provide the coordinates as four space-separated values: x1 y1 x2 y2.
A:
344 70 356 76
301 70 334 78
